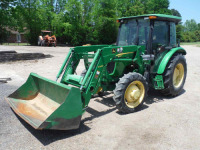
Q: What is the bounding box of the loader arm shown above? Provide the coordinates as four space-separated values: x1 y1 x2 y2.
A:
6 43 145 130
57 45 144 109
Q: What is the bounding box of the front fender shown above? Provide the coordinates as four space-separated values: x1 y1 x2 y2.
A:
157 47 186 74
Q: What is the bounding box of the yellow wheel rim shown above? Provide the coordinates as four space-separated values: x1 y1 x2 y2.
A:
124 81 145 108
173 63 184 88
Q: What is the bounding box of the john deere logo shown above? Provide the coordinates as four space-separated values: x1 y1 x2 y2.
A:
112 48 116 53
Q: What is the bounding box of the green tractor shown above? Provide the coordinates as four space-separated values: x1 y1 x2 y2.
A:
6 14 187 130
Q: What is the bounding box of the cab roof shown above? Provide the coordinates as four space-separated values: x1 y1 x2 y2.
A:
118 14 181 24
41 30 52 33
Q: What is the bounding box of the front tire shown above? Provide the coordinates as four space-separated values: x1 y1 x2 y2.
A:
161 54 187 96
113 72 148 113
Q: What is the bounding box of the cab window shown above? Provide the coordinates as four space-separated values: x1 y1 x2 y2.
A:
170 22 176 47
152 21 169 50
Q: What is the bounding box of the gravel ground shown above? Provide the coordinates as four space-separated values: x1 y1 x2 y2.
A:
0 45 200 150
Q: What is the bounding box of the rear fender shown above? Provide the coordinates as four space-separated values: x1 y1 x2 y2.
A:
156 47 186 74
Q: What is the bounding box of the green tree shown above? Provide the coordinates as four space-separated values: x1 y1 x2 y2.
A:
0 0 17 43
145 0 171 14
182 31 198 42
195 30 200 41
64 0 84 45
184 19 198 32
13 0 44 45
197 23 200 30
1 0 181 45
92 0 118 44
115 0 129 17
125 0 145 16
176 24 183 41
171 9 181 17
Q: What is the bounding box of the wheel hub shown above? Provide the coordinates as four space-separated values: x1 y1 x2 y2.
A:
173 63 184 88
130 87 141 100
124 81 145 108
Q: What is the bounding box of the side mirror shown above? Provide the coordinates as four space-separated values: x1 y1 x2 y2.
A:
177 39 180 47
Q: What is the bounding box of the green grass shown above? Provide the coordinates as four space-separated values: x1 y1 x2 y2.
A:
1 43 30 46
181 42 200 46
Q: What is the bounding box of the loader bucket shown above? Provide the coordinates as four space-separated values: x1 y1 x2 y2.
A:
6 73 83 130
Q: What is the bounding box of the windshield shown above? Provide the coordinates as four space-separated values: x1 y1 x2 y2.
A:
117 19 150 46
117 20 137 46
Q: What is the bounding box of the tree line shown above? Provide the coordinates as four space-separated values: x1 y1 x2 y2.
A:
0 0 199 45
177 19 200 42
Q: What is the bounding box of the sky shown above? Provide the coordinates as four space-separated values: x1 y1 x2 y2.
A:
169 0 200 24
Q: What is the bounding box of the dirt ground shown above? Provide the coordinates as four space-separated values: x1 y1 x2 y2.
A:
0 45 200 150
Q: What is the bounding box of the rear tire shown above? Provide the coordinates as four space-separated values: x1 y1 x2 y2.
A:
113 72 148 113
161 54 187 96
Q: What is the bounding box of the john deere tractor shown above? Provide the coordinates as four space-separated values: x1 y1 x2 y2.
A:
6 14 187 130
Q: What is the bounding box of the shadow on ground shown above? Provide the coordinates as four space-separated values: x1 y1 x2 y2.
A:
15 113 90 146
83 93 116 123
145 88 186 105
13 93 116 146
12 88 186 146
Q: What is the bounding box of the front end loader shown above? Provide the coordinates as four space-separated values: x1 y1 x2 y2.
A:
6 14 187 130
